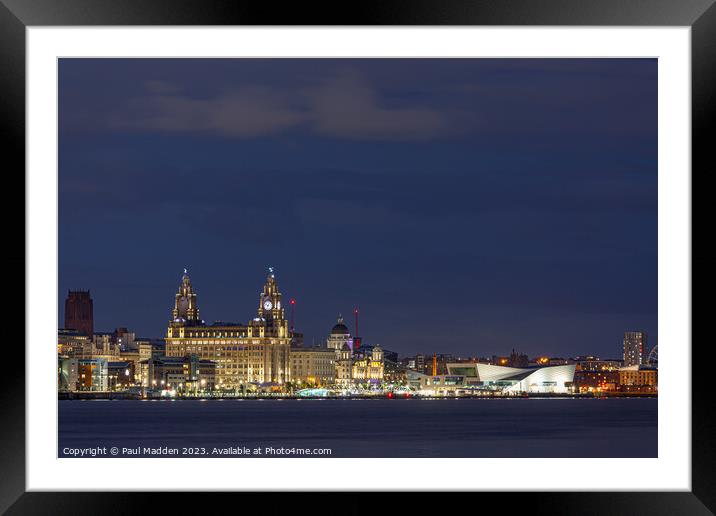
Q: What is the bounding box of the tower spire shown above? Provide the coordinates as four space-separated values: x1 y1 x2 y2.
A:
258 267 285 322
172 269 199 322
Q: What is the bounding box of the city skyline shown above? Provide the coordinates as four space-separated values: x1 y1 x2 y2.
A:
59 58 657 357
60 266 651 361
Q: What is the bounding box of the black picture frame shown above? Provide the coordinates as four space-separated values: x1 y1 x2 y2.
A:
3 0 712 513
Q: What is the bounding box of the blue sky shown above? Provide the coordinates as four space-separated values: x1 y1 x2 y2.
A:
59 58 657 359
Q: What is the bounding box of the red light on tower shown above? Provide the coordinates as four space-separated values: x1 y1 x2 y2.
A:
353 307 361 351
289 298 296 333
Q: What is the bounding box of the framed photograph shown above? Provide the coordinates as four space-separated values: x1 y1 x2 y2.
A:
4 0 712 513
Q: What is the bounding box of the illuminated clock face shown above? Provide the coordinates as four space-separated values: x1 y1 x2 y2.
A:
263 299 273 311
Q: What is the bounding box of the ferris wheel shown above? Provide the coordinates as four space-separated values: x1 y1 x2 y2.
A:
646 345 658 366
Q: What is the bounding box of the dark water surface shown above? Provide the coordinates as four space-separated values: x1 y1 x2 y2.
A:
58 398 657 458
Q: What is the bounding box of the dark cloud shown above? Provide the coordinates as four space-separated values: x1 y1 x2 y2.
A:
59 58 657 358
307 72 447 140
109 87 307 137
107 71 448 141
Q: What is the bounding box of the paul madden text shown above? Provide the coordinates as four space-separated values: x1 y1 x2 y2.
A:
61 446 333 457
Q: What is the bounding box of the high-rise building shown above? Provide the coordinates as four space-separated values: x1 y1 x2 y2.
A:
623 331 647 367
414 354 426 374
165 268 291 388
64 290 93 337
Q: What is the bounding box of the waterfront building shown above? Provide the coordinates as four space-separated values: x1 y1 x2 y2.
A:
77 357 109 391
335 343 353 385
406 368 429 390
58 357 79 391
140 355 216 392
108 361 134 390
119 339 165 384
352 345 385 383
419 374 479 395
326 315 353 351
290 347 336 386
572 369 620 393
64 290 93 337
623 331 647 367
322 313 386 385
57 329 91 357
165 269 291 388
383 359 407 385
618 364 657 393
325 316 355 385
574 356 622 372
90 332 121 360
419 362 577 394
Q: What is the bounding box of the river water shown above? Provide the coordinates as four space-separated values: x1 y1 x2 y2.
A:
58 397 657 458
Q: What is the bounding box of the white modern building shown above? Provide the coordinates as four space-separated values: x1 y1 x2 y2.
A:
418 362 576 395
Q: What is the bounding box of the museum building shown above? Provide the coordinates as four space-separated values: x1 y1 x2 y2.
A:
418 362 576 395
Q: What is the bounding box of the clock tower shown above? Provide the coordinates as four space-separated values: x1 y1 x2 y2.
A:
257 267 286 325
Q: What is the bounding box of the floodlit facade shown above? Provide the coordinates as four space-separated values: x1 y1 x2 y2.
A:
418 362 577 394
618 364 658 393
291 347 336 386
165 269 291 388
352 346 385 383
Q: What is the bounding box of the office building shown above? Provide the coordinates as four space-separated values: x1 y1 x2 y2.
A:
290 347 336 386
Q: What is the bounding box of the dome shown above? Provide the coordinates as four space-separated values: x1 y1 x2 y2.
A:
331 315 350 335
331 322 349 335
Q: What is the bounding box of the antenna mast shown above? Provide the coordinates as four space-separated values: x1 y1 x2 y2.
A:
290 298 296 333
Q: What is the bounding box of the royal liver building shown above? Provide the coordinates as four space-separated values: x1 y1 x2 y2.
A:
165 268 291 388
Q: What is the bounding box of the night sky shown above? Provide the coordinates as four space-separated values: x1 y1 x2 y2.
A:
59 58 657 359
